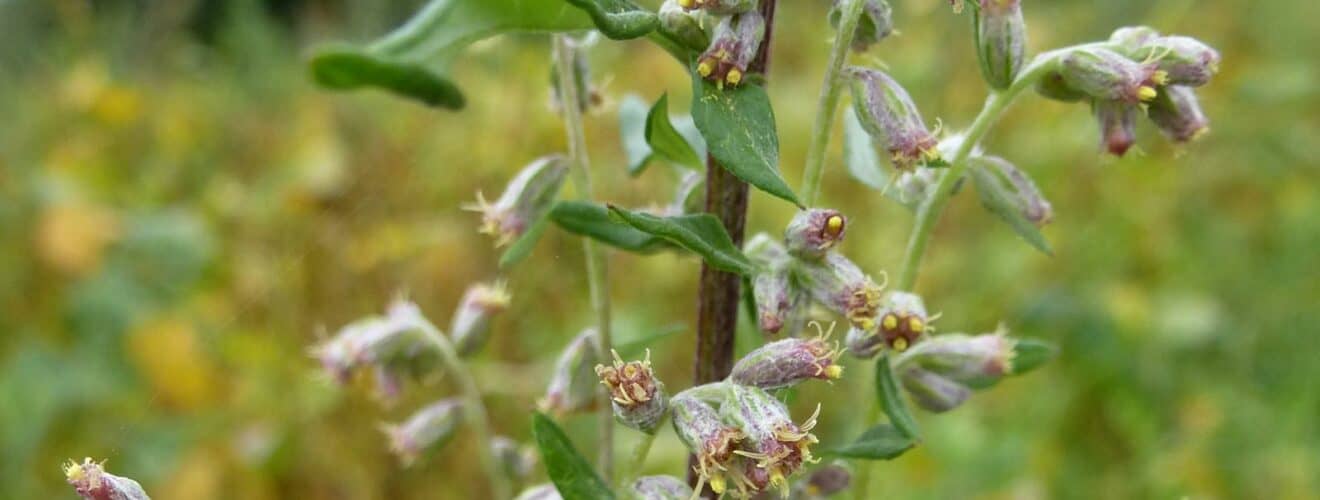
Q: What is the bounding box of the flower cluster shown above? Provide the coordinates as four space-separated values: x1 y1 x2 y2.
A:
846 290 934 357
893 330 1018 413
311 299 437 402
595 349 668 433
660 0 767 87
64 458 150 500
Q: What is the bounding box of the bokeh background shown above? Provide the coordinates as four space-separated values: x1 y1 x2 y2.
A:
2 0 1316 498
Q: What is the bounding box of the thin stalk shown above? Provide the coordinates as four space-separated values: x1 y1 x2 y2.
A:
553 35 615 481
800 0 866 207
618 421 664 491
414 319 511 500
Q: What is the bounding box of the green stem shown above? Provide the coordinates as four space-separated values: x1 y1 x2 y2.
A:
800 0 866 207
618 422 664 491
553 35 615 482
414 319 511 500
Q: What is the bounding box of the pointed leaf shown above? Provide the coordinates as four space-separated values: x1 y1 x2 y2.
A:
825 423 916 460
842 107 888 190
619 94 655 175
310 46 466 109
1011 338 1056 375
532 413 616 499
646 94 705 170
691 76 800 206
550 201 674 253
967 160 1053 256
565 0 658 40
607 206 757 276
875 355 920 439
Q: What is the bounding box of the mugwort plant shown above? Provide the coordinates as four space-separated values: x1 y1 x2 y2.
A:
55 0 1221 499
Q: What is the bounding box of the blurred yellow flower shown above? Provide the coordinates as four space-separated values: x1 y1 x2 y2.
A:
127 316 220 410
34 202 120 276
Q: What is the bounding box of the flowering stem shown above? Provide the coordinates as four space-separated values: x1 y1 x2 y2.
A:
553 34 616 482
800 0 866 207
414 319 511 500
618 420 664 491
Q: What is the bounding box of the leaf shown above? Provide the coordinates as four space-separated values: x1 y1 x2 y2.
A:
549 201 674 253
691 76 800 206
646 94 705 170
607 206 757 276
842 107 889 190
309 0 593 108
565 0 658 40
532 413 616 500
967 160 1053 256
499 209 554 269
825 423 917 460
615 324 685 357
619 94 655 175
875 355 920 439
1011 338 1057 375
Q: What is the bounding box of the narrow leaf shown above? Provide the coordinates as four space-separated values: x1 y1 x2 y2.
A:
825 423 916 460
619 94 655 175
691 76 800 206
1011 338 1057 375
967 161 1053 256
310 47 466 109
607 206 757 276
565 0 659 40
646 94 705 170
842 107 888 190
875 355 920 439
532 413 616 500
550 201 673 253
499 209 554 269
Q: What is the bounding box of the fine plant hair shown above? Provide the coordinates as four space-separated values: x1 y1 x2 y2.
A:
51 1 1206 499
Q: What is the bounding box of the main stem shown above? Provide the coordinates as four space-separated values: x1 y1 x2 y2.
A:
689 0 778 493
553 35 615 481
800 0 866 207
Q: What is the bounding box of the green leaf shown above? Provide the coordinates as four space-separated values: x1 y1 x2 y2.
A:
825 423 916 460
1011 338 1057 375
550 201 674 253
607 206 757 276
619 94 655 175
967 160 1053 256
646 94 705 170
875 355 920 439
309 0 593 108
842 107 889 190
532 413 616 500
691 76 800 206
565 0 658 40
499 209 554 269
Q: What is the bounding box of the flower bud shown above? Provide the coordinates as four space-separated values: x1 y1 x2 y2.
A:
450 281 511 357
539 329 601 415
974 156 1053 226
753 268 796 334
897 366 971 413
596 350 668 433
697 11 765 87
549 39 600 113
1147 85 1209 143
893 167 940 207
974 0 1027 90
1059 47 1165 104
1108 26 1161 50
659 0 710 51
847 291 929 357
630 475 695 499
1092 100 1138 157
744 232 790 268
678 0 756 15
490 435 536 481
514 484 562 500
784 209 847 259
1034 71 1087 102
669 170 705 215
721 384 820 497
466 155 570 247
311 300 438 401
671 388 749 496
832 0 894 52
894 332 1015 388
847 66 942 170
1124 36 1221 87
729 336 843 390
64 458 150 500
381 398 463 466
795 252 884 331
797 463 851 498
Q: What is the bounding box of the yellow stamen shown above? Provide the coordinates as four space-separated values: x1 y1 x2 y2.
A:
1151 70 1169 86
677 0 694 7
824 364 844 380
826 215 844 236
697 59 714 77
725 69 742 86
892 337 909 352
882 313 899 331
908 317 924 334
1138 85 1158 101
710 474 727 494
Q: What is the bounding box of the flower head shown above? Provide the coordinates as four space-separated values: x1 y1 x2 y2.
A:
659 0 710 51
895 331 1017 387
784 208 847 259
64 458 151 500
1093 99 1139 156
1148 85 1209 144
973 156 1053 227
1122 35 1221 87
832 0 895 52
697 11 766 87
898 366 972 413
381 398 463 466
974 0 1027 89
539 329 600 415
799 463 852 498
311 299 437 402
847 66 942 169
671 389 749 497
752 268 801 335
450 281 511 357
465 155 569 247
846 291 930 357
1059 47 1165 104
795 252 885 331
629 475 695 500
729 328 844 390
722 385 821 497
595 349 668 433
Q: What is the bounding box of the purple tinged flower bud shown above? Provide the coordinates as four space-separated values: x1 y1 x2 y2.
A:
1092 100 1139 157
671 388 749 497
64 458 151 500
1034 71 1087 103
798 463 851 498
381 398 463 466
450 281 511 357
831 0 894 52
490 435 536 481
974 0 1027 90
974 156 1053 226
897 367 972 413
697 11 765 87
1123 36 1221 87
721 384 820 497
630 475 695 499
753 268 795 334
795 252 885 331
847 66 942 170
784 209 847 259
730 336 844 390
311 300 438 402
1148 85 1209 143
847 291 930 357
514 484 563 500
539 329 600 415
894 332 1016 388
1059 47 1166 104
678 0 756 15
744 232 790 268
1109 26 1161 50
659 0 710 51
595 350 668 433
466 155 569 247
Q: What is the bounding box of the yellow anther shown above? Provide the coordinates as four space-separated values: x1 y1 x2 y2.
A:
1138 85 1158 101
824 364 844 380
725 69 742 86
1151 70 1169 86
697 59 714 77
677 0 694 7
826 215 844 236
908 316 924 333
856 317 875 331
882 313 899 331
710 474 727 494
891 337 909 352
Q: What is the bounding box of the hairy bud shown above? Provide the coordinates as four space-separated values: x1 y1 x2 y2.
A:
797 463 852 498
514 484 562 500
659 0 710 51
1059 47 1165 104
721 384 821 497
974 0 1027 89
784 209 847 259
1122 35 1221 87
381 398 463 466
1034 71 1087 102
846 291 930 357
671 388 749 497
898 366 972 413
466 155 569 247
972 156 1053 226
539 329 600 415
1147 85 1209 143
697 11 766 87
490 436 536 481
847 66 942 170
894 332 1016 388
630 475 695 499
796 252 885 331
312 300 437 402
596 350 668 433
730 335 844 390
753 268 797 334
832 0 894 51
450 281 511 357
1092 100 1139 156
64 458 150 500
744 232 790 268
677 0 756 15
1108 26 1161 50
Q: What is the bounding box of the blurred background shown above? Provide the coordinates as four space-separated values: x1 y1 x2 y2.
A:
1 0 1316 498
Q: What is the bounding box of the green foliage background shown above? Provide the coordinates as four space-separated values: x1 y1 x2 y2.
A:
1 0 1315 498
